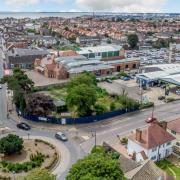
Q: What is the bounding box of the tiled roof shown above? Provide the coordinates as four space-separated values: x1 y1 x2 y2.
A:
167 119 180 134
125 159 166 180
59 50 78 57
129 124 175 149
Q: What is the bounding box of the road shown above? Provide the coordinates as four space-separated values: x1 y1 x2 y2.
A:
0 47 180 179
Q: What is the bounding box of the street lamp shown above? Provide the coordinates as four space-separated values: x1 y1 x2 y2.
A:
91 130 97 149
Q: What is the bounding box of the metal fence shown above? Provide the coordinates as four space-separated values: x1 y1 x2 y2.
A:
18 108 138 125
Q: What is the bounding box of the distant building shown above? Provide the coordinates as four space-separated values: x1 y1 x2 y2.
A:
127 122 175 162
5 48 49 69
76 36 101 45
76 45 125 60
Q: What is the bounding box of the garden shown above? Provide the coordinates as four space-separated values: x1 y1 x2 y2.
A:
0 134 59 180
156 159 180 180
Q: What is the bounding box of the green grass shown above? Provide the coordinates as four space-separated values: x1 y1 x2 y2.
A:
156 160 180 179
46 86 67 100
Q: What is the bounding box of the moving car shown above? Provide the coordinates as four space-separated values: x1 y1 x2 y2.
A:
55 132 68 141
17 122 31 130
145 117 157 123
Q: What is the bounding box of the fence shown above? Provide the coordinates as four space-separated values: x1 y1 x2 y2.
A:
18 108 139 125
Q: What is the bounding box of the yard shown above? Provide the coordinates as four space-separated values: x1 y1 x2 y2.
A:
156 160 180 180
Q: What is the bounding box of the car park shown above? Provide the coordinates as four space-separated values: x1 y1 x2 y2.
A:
55 132 68 141
17 122 31 130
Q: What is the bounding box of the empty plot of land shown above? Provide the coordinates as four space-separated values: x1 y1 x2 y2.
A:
98 80 140 101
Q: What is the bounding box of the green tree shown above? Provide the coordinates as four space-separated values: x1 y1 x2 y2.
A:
66 147 124 180
0 134 23 155
66 84 97 116
66 73 97 116
127 34 139 49
1 68 34 111
21 168 55 180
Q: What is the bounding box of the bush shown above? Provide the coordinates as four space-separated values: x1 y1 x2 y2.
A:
110 102 116 111
0 175 11 180
0 152 46 173
120 137 128 145
91 146 106 154
94 104 108 115
165 97 176 103
0 134 23 155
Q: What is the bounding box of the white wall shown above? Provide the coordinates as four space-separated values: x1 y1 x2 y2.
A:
127 139 173 162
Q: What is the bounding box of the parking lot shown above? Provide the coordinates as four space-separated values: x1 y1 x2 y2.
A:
98 79 140 101
98 79 180 105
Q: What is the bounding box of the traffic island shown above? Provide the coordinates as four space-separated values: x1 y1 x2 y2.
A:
0 137 59 179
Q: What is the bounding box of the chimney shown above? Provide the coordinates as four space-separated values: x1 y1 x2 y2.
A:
159 121 167 131
135 129 142 142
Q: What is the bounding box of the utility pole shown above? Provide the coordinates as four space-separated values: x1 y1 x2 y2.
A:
139 80 143 105
91 130 97 148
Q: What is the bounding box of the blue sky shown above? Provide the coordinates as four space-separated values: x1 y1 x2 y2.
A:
0 0 179 13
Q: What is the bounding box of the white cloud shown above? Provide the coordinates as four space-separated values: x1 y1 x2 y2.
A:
44 0 64 4
5 0 39 6
75 0 167 13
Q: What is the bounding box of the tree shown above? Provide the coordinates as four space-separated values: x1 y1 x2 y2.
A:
0 134 23 155
1 68 34 112
21 168 55 180
66 147 124 180
127 34 139 49
66 84 97 116
66 73 97 116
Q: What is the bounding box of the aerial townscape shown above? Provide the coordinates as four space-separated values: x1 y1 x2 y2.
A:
0 0 180 180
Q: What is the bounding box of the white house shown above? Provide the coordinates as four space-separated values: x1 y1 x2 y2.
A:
127 123 175 162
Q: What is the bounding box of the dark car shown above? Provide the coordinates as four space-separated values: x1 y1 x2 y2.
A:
17 123 31 130
158 96 165 100
145 117 157 123
55 132 68 141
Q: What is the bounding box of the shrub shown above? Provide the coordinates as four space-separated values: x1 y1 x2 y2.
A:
0 134 23 155
91 146 106 155
94 104 108 115
120 137 128 145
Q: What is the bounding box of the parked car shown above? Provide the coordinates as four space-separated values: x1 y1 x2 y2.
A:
0 84 2 89
158 96 165 100
145 117 157 123
55 132 68 141
123 77 131 81
106 79 112 83
17 122 31 130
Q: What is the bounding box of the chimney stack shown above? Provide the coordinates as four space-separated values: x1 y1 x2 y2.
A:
135 129 142 142
159 121 167 131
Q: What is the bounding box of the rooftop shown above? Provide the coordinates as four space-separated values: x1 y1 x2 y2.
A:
167 119 180 134
129 124 175 149
77 45 122 54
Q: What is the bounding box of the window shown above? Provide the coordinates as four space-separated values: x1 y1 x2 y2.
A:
152 147 157 152
166 142 171 146
125 64 129 69
151 156 156 160
133 64 136 69
171 130 176 135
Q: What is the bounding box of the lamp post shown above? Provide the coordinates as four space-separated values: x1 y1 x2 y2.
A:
91 130 97 149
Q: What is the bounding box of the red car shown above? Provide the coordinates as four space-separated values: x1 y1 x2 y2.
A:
145 117 157 123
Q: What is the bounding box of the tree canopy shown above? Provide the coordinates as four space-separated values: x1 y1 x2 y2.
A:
66 73 97 116
21 168 56 180
127 33 139 49
1 68 34 112
66 146 124 180
0 134 23 155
